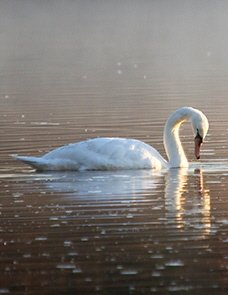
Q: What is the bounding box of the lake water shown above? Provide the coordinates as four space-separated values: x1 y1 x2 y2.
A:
0 1 228 294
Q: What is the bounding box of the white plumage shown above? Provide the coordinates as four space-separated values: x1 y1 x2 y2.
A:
13 107 209 171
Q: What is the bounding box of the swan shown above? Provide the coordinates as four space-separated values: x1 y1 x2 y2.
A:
13 107 209 171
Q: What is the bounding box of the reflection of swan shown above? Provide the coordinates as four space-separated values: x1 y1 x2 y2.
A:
42 170 163 199
40 168 212 236
165 168 188 226
193 169 211 235
13 107 209 171
165 168 212 236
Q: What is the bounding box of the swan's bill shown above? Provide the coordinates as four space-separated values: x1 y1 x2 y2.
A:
194 134 203 159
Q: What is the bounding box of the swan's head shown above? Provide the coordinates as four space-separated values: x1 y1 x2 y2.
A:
191 109 209 159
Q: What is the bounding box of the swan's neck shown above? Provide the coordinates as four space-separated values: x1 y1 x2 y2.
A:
163 108 192 168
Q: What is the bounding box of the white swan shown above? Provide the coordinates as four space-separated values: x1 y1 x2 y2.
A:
13 107 209 171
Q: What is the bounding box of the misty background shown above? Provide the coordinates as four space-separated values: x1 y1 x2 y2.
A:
1 0 228 98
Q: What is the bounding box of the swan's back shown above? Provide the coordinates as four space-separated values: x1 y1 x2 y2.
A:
14 107 209 171
15 138 167 171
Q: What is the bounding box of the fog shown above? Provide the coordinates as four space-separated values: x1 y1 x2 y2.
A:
1 0 228 81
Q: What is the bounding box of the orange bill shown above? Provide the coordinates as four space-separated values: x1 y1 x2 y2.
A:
194 135 203 159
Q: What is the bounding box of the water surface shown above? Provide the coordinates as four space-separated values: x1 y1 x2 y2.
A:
0 1 228 294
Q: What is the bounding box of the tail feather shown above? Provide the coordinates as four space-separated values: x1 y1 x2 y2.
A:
12 155 48 171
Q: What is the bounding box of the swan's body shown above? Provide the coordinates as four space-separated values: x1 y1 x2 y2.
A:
14 107 209 171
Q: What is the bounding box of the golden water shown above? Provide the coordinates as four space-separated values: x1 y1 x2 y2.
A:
0 1 227 294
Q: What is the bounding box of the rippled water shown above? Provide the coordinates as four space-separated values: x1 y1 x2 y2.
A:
0 1 228 294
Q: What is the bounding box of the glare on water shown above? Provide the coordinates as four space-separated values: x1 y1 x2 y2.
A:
0 1 228 294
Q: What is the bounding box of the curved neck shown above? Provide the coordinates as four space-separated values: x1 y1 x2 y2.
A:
163 108 192 168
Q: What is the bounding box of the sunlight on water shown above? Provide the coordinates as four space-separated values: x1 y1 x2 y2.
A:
1 0 228 294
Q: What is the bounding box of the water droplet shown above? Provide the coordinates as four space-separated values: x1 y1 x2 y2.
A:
151 271 161 277
56 263 76 269
0 288 10 294
35 236 48 241
65 210 73 214
68 252 78 256
85 277 92 282
41 253 50 257
12 192 23 198
64 240 73 247
120 269 138 275
50 224 60 227
150 254 164 259
81 237 89 242
23 254 32 258
72 267 82 273
126 214 133 218
165 260 184 267
49 217 59 221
